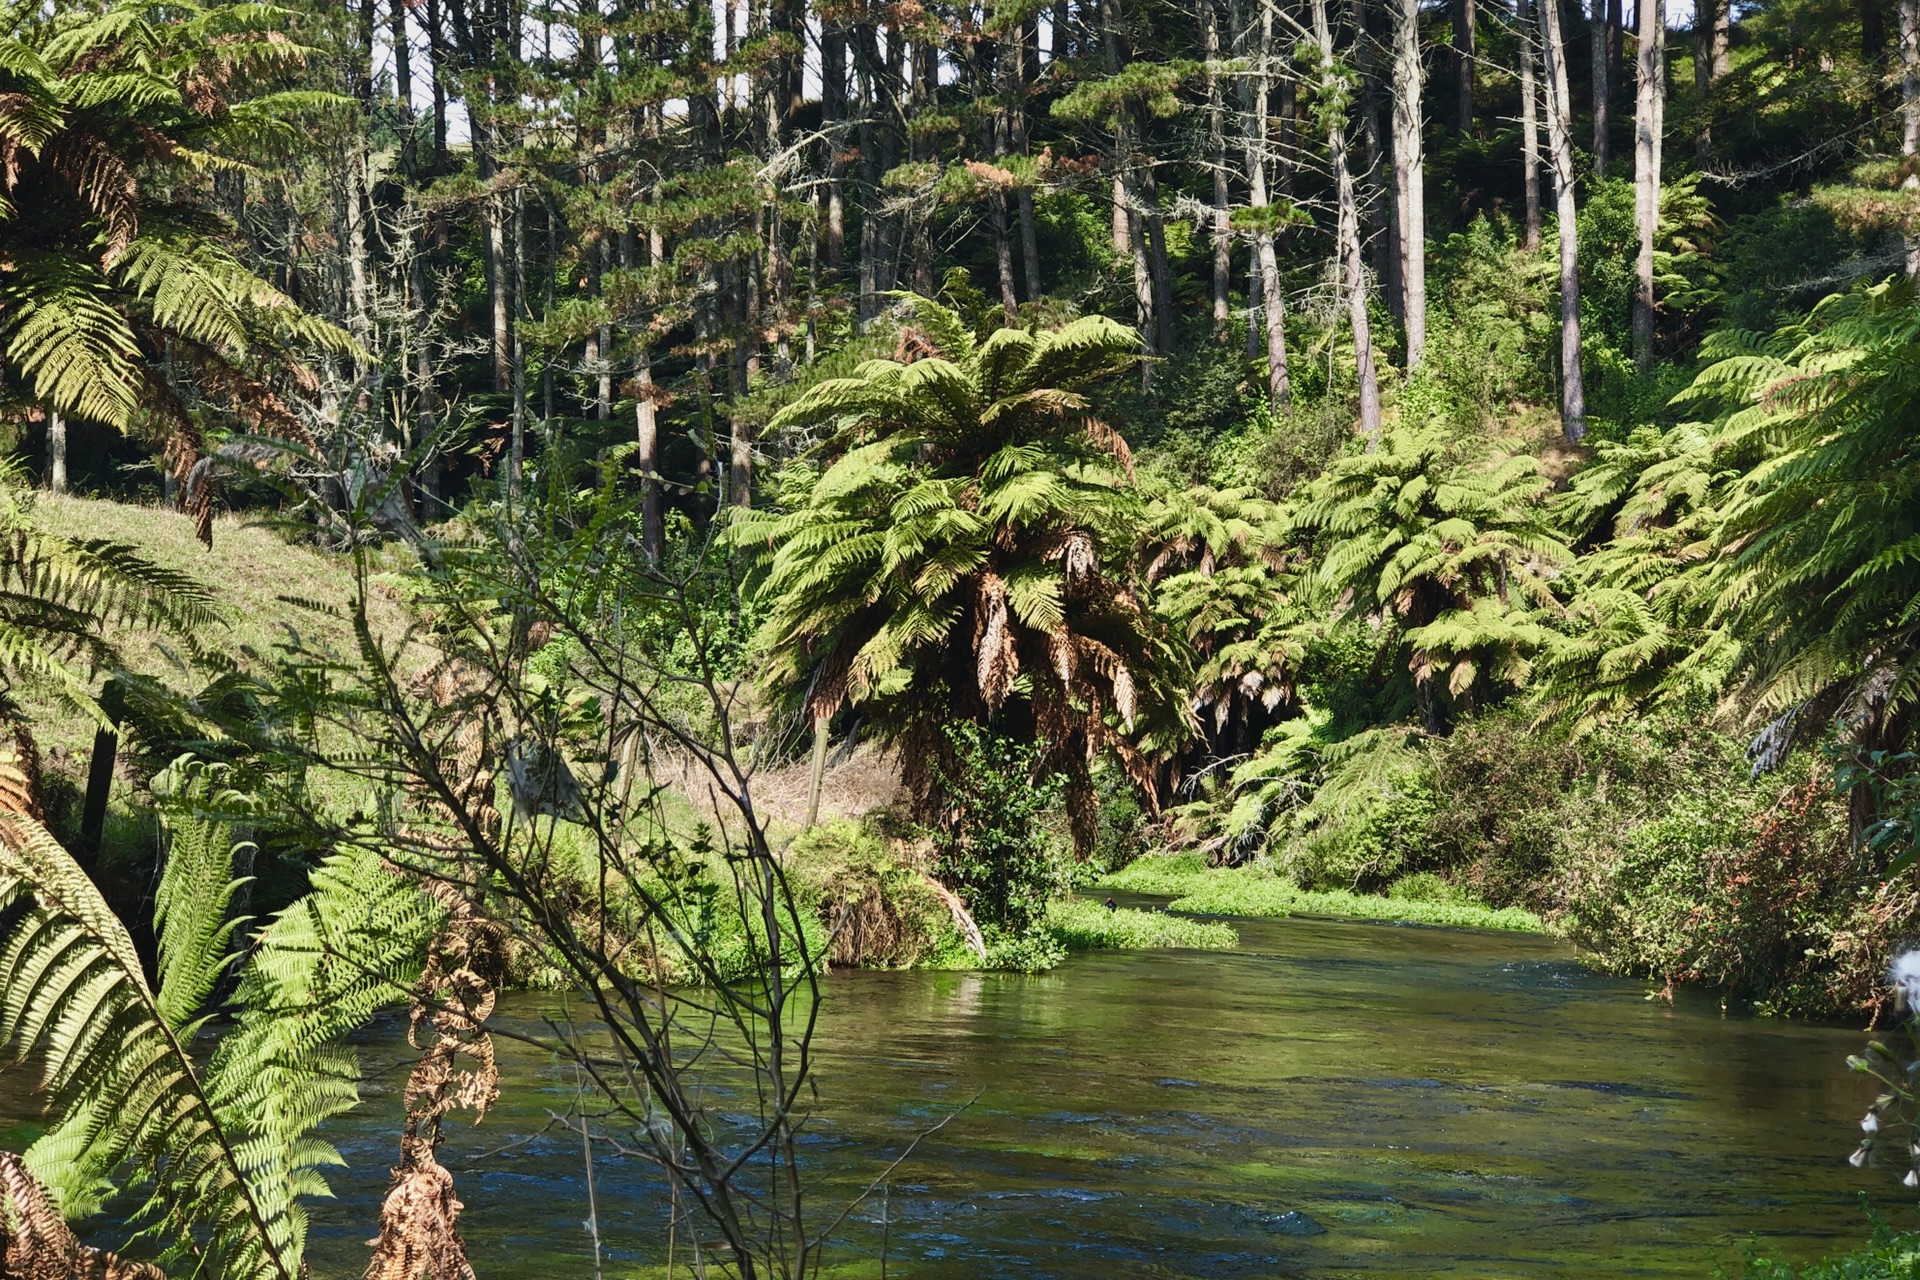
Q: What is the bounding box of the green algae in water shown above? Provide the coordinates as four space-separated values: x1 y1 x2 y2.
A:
0 914 1890 1278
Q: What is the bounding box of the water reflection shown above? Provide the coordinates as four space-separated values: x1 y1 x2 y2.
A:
2 911 1899 1277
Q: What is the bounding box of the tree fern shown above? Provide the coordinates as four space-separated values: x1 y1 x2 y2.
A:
0 0 355 544
734 301 1190 853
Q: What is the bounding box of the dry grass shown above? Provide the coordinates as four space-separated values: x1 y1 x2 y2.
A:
660 741 908 844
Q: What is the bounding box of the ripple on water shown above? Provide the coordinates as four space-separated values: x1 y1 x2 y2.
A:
0 912 1883 1279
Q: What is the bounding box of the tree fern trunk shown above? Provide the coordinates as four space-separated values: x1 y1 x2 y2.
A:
45 411 64 495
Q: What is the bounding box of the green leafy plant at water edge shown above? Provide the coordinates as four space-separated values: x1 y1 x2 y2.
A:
929 722 1072 936
1046 898 1238 952
1732 1214 1920 1279
1100 853 1543 932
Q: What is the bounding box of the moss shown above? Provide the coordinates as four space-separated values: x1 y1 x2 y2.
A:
1100 853 1544 932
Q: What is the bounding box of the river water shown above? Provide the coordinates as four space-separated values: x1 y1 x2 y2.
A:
0 910 1899 1276
290 910 1898 1278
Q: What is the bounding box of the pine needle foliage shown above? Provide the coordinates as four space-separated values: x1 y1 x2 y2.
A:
732 300 1194 852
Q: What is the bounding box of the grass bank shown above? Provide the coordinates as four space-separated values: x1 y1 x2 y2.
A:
1047 897 1238 953
1101 852 1545 932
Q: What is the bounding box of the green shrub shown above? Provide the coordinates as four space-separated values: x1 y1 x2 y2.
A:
980 925 1068 973
1734 1216 1920 1279
931 724 1072 935
1558 754 1916 1016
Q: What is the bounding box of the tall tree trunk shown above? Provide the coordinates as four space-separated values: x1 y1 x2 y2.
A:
991 192 1020 319
478 143 510 392
1246 0 1290 405
409 225 441 503
1207 0 1232 341
1100 0 1165 358
1541 0 1589 440
911 37 937 296
1694 0 1717 156
1311 0 1382 444
1454 0 1476 131
1356 0 1399 317
1866 0 1888 60
729 265 754 506
596 242 613 419
1632 0 1664 369
509 186 528 496
391 0 412 119
45 411 65 495
1112 172 1130 256
1392 0 1428 369
822 23 848 271
636 345 662 560
1520 0 1543 249
1590 0 1610 175
1141 160 1177 354
992 16 1021 321
856 44 880 323
342 138 374 343
1608 0 1624 96
1009 22 1043 300
1905 0 1920 276
425 0 446 169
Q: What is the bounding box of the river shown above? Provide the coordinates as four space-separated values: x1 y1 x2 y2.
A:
269 909 1895 1278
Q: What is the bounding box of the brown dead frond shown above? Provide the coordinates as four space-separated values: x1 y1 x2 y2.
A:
44 131 137 264
972 573 1018 712
1 1150 165 1280
0 707 45 820
364 904 499 1280
1082 418 1134 480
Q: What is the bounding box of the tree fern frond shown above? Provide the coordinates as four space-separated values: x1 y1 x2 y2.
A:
0 812 303 1280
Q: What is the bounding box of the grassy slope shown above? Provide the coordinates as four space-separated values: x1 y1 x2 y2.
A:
26 495 410 849
1100 852 1545 932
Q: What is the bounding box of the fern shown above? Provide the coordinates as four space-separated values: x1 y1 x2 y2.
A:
0 761 439 1276
733 301 1188 852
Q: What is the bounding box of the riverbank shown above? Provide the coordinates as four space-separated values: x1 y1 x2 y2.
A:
1100 852 1546 932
